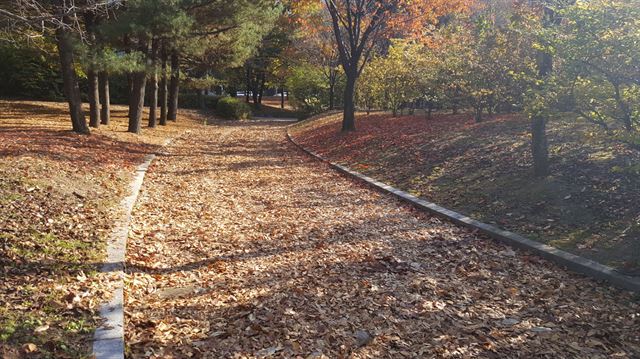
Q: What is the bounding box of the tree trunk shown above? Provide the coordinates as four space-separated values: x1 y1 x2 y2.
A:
613 83 633 131
84 11 100 128
530 6 556 177
531 114 549 176
159 45 168 126
329 69 338 110
148 72 158 128
55 27 88 134
329 83 335 110
88 69 101 127
342 71 356 132
148 39 159 128
475 103 483 123
252 77 259 107
245 67 251 103
99 72 110 125
257 73 266 105
128 71 146 134
168 50 180 121
531 48 552 176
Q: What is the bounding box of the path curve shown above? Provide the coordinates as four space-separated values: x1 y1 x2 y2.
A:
125 121 639 358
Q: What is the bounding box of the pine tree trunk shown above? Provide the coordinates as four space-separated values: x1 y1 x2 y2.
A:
245 67 251 103
148 39 159 128
148 73 158 128
99 72 110 125
159 45 168 126
84 11 100 128
168 50 180 121
252 75 259 107
257 73 265 105
342 71 357 132
88 69 101 127
55 26 88 134
128 71 146 134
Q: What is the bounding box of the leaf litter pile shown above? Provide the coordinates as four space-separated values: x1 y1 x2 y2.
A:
126 120 639 358
0 100 199 358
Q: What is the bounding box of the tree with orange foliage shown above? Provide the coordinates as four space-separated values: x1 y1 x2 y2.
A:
293 6 342 110
312 0 472 131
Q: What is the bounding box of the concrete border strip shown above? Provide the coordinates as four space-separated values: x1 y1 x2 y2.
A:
286 129 640 293
93 135 182 359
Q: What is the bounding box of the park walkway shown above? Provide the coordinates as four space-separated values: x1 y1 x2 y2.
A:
125 121 639 358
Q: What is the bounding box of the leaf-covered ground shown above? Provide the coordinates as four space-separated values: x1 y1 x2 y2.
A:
0 100 200 358
290 113 640 273
126 120 639 358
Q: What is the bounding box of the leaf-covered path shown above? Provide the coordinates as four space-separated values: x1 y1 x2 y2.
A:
125 121 639 358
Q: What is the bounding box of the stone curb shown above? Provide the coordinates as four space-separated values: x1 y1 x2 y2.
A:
93 135 183 359
286 129 640 293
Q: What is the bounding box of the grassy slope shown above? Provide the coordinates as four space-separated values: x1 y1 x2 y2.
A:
291 112 640 273
0 100 202 358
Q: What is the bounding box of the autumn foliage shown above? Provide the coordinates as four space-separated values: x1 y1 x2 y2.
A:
292 0 472 131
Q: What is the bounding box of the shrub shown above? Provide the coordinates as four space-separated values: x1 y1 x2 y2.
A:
0 41 63 100
216 97 251 120
286 64 329 116
178 93 220 110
